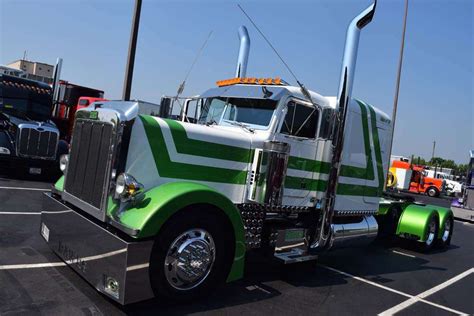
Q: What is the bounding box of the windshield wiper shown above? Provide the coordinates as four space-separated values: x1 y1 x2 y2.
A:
223 120 254 133
206 119 217 126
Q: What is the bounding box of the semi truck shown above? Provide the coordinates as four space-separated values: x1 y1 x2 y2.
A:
51 80 106 142
0 74 67 176
389 160 445 197
40 2 454 304
451 150 474 221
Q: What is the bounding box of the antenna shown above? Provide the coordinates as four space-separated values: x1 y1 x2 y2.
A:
237 4 315 106
173 31 213 122
176 30 213 97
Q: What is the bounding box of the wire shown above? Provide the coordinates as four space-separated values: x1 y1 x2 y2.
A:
237 4 317 108
237 4 300 84
183 30 213 85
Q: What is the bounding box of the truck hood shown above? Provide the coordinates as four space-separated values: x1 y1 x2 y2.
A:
125 116 254 202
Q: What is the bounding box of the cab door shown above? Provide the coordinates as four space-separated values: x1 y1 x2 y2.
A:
274 100 320 202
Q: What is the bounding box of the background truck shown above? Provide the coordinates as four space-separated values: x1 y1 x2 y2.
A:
41 2 454 305
51 80 106 142
0 74 67 176
451 150 474 221
389 160 445 197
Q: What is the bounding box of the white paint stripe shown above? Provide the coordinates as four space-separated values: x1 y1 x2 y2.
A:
42 210 73 214
126 263 149 271
0 212 41 215
0 186 49 191
0 210 72 215
0 262 66 270
321 264 470 315
417 300 469 315
379 268 474 315
414 268 474 299
320 265 412 298
0 249 128 271
392 250 416 258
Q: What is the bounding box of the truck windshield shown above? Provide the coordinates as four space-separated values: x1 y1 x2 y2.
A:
198 97 277 129
0 76 52 121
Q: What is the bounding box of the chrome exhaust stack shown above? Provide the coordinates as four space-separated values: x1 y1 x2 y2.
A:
51 57 63 117
312 1 377 251
235 25 250 78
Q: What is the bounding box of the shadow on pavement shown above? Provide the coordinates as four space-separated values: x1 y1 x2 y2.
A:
121 241 444 315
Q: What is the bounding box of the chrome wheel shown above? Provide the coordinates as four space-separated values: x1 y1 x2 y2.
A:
425 219 436 246
442 219 451 242
428 188 437 197
164 229 216 290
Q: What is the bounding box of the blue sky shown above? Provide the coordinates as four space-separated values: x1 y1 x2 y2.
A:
1 0 472 163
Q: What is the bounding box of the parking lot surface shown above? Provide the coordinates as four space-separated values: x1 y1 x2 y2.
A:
0 175 473 315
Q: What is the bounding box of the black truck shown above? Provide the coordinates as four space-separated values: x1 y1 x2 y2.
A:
0 74 67 177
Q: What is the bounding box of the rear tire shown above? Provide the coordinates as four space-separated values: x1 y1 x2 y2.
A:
427 187 439 198
436 215 454 248
149 206 234 302
418 213 439 252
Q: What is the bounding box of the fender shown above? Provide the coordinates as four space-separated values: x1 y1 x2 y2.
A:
117 181 246 282
396 204 439 242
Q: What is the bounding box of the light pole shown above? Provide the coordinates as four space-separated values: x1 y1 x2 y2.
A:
385 0 409 189
122 0 142 101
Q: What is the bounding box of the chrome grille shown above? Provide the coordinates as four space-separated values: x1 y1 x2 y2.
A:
64 119 114 213
17 125 59 159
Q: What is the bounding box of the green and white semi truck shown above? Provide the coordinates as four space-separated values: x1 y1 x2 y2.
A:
41 2 454 304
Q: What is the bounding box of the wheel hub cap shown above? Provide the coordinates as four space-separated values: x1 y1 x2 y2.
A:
426 220 436 245
164 229 215 290
442 220 451 242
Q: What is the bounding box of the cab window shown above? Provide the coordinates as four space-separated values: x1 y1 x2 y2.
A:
319 108 334 139
280 101 319 138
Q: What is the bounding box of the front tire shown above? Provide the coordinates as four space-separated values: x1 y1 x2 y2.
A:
149 207 234 302
427 187 439 198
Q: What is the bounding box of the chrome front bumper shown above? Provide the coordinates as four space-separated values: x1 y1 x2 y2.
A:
41 193 154 305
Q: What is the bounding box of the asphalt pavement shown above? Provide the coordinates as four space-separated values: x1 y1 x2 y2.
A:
0 175 473 315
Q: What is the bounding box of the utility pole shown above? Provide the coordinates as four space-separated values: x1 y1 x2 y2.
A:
385 0 409 189
431 140 436 160
122 0 142 101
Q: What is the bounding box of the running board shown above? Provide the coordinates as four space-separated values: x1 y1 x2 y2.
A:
274 248 318 264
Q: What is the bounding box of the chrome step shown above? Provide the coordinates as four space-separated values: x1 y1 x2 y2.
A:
274 247 318 264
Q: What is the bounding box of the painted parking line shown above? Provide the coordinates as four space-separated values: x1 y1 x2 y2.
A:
0 212 41 215
320 265 470 315
392 250 416 258
0 262 66 270
0 210 72 215
378 268 474 315
0 186 49 191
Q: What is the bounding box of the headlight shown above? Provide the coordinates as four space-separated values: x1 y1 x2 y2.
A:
59 154 69 173
115 173 144 202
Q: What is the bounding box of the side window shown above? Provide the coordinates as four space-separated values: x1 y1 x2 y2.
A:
280 101 319 138
319 108 334 139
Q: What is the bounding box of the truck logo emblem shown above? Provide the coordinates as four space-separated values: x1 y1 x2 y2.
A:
90 111 98 119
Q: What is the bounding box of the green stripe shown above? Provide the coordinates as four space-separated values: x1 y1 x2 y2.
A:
141 115 248 184
288 156 331 174
365 101 385 196
339 100 375 180
337 183 380 196
336 100 385 197
164 119 253 163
